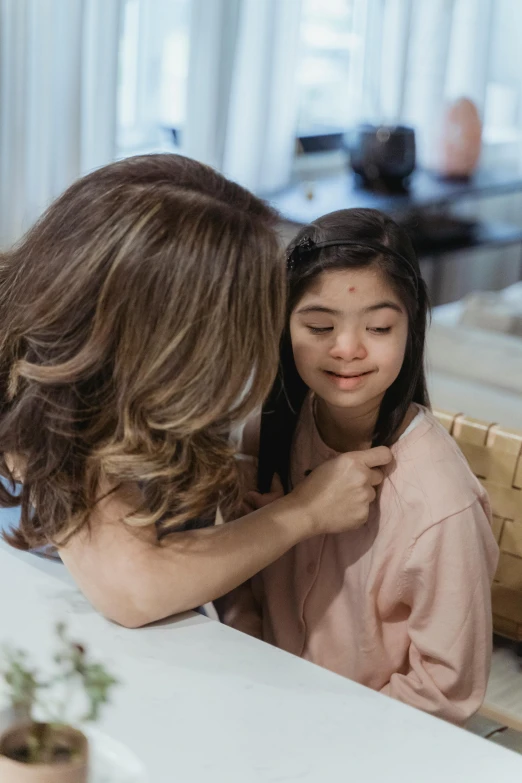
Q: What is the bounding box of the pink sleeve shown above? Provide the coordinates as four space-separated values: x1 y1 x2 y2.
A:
382 500 499 725
217 580 263 638
218 461 264 637
218 414 263 636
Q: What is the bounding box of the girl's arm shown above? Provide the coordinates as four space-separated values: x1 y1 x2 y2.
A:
59 447 391 628
380 501 498 725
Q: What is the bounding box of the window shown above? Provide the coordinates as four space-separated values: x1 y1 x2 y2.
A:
295 0 367 150
481 0 522 158
114 0 522 184
117 0 192 158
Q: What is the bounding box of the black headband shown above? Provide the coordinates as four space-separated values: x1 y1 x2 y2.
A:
286 235 420 296
287 235 413 271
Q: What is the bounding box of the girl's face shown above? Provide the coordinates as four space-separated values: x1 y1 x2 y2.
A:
289 266 409 414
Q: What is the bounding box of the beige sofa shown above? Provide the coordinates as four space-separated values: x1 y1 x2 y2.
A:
427 294 522 431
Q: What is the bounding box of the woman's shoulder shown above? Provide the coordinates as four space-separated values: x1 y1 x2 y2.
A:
236 411 261 459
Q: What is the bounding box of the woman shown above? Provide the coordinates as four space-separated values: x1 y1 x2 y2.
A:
0 154 390 627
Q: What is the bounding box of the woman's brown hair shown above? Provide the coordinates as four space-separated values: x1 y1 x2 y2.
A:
0 153 285 549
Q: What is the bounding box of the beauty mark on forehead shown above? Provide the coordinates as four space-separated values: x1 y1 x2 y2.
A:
348 287 356 292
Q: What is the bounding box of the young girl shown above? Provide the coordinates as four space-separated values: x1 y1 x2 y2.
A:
224 207 499 725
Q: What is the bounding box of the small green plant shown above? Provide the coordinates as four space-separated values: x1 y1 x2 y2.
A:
0 623 118 764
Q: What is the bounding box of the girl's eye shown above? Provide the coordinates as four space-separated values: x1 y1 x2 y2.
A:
368 326 392 335
307 325 333 335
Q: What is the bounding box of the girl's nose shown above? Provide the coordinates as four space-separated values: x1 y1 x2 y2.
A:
328 332 367 362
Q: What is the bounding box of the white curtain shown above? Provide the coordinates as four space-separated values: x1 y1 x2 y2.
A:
1 0 502 246
364 0 522 300
183 0 502 190
0 0 122 248
366 0 495 166
183 0 302 195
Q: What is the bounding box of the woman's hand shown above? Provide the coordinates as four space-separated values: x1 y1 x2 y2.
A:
280 446 392 537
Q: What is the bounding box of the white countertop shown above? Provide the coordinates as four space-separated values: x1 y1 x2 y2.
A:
1 542 522 782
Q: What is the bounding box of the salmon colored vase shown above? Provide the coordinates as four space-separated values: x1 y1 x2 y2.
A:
0 722 89 783
436 97 482 178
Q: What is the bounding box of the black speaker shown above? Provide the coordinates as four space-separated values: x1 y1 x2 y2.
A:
345 124 416 191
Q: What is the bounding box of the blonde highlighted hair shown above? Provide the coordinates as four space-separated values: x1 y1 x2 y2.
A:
0 154 285 548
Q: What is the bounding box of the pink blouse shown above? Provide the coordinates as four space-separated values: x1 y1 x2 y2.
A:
224 399 499 725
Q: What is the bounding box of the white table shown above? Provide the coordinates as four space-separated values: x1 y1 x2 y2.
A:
1 543 522 782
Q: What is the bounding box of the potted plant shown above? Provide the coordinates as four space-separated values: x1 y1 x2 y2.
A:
0 622 117 782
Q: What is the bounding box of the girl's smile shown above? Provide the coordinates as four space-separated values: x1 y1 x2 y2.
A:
290 266 409 424
322 368 376 391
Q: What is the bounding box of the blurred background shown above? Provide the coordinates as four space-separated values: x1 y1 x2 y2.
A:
1 0 521 237
1 0 522 425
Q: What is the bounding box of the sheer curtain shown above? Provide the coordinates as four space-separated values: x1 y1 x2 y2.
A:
369 0 521 298
0 0 514 248
0 0 122 248
183 0 302 194
366 0 495 166
183 0 505 191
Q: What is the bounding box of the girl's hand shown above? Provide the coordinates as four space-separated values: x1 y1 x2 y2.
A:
243 475 284 513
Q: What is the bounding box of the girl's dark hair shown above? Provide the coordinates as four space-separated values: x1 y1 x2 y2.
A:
258 207 430 493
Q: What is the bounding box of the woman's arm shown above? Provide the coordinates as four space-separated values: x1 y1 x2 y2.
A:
60 447 391 628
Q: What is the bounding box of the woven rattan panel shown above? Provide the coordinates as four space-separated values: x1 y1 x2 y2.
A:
434 410 522 641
